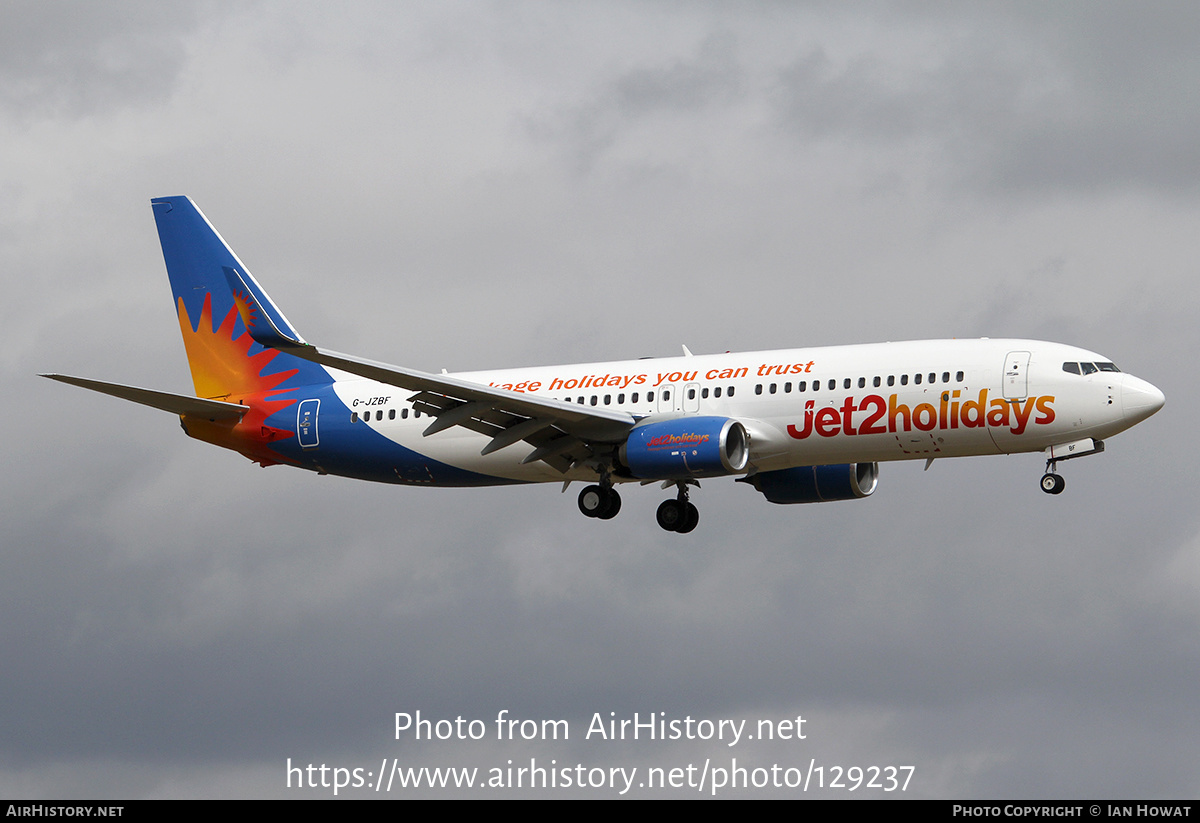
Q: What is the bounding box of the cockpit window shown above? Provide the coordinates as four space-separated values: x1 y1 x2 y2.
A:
1064 361 1121 375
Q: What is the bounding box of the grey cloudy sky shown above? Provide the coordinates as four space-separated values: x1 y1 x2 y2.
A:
2 1 1196 798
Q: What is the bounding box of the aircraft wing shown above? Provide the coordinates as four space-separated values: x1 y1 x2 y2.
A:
41 374 248 420
223 265 639 471
285 345 638 472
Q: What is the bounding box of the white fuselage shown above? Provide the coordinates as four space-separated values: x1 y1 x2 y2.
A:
329 338 1161 484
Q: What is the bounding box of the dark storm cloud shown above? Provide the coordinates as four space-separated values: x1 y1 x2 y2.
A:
0 1 205 118
530 31 745 175
612 33 743 117
772 4 1200 196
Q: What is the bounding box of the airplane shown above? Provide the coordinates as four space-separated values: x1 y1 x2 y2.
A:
43 196 1165 533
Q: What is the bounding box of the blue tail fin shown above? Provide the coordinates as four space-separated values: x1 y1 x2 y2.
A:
150 196 327 400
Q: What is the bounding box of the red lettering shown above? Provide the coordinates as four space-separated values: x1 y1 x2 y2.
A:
888 394 912 433
913 403 937 431
1010 397 1036 434
815 407 840 437
1035 395 1056 424
839 396 857 435
786 401 816 440
858 395 886 434
961 389 988 427
986 400 1010 428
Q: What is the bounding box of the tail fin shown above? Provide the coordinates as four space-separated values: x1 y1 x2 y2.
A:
151 196 326 400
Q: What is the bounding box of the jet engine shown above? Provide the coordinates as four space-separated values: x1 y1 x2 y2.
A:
742 463 878 504
620 416 749 479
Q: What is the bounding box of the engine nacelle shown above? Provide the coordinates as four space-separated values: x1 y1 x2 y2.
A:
621 416 749 480
743 463 878 504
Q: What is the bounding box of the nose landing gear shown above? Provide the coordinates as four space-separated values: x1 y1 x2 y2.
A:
1040 470 1066 495
1039 438 1105 495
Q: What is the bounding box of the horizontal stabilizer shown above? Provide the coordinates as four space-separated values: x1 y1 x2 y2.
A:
41 374 248 420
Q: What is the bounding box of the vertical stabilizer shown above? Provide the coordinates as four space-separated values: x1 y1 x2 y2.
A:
150 196 326 400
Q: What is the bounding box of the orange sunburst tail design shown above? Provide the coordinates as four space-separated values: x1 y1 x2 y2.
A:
176 294 298 400
153 195 333 463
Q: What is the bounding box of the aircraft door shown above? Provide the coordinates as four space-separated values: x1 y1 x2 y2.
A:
657 384 681 414
297 399 320 448
1002 351 1031 400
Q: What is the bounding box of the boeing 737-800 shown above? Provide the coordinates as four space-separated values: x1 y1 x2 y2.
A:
43 197 1165 533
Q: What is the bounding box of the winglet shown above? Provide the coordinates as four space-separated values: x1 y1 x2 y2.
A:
222 266 307 348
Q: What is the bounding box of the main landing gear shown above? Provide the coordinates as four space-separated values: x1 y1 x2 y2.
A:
656 483 699 534
576 479 700 533
578 483 621 519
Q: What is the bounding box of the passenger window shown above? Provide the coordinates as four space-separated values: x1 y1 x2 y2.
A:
388 409 395 420
402 408 409 419
631 392 639 403
755 384 763 395
701 388 709 399
942 372 950 383
928 373 936 384
914 373 922 385
798 381 806 392
604 394 611 405
956 371 964 382
769 383 777 394
714 387 721 398
618 393 625 403
784 382 791 393
1063 362 1081 375
647 391 654 402
828 379 835 390
858 377 866 389
351 412 358 423
843 378 851 390
727 386 735 397
887 375 895 386
590 396 598 406
376 410 383 421
900 375 908 386
873 376 881 387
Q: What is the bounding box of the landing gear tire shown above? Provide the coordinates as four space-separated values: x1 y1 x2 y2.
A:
1040 473 1065 495
578 485 604 517
677 503 699 534
597 488 621 519
656 499 699 533
656 499 684 531
579 485 621 518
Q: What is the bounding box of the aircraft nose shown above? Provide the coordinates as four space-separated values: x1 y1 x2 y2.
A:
1121 374 1165 424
